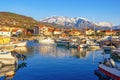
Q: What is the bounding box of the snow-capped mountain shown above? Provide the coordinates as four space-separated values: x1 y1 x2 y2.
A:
112 25 120 30
40 16 119 30
95 22 112 27
40 16 97 29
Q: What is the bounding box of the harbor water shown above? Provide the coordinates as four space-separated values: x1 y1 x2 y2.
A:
0 44 112 80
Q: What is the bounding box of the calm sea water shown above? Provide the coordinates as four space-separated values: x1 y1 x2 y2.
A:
0 44 111 80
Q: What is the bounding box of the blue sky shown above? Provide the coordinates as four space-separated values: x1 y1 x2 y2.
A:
0 0 120 25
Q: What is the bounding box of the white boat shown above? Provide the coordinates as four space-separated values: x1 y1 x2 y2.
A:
14 46 28 54
69 37 80 48
78 44 88 48
89 45 101 51
111 47 120 58
0 50 17 65
11 41 27 47
55 38 70 46
98 58 120 80
39 37 55 44
10 40 36 47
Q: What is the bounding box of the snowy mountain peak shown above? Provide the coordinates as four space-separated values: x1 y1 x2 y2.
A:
40 16 94 28
95 22 112 27
40 16 118 30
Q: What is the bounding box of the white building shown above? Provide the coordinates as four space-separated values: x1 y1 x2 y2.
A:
0 29 11 37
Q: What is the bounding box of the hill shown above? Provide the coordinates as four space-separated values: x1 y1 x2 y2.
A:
0 12 39 28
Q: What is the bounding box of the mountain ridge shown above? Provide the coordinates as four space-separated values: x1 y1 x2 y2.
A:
40 16 119 30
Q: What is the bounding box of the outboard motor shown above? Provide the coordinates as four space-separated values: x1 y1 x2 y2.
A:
109 58 116 68
104 58 116 68
104 58 112 67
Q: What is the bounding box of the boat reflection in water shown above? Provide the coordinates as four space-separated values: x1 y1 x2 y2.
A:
0 62 27 80
71 48 91 58
39 44 71 57
14 46 35 58
39 44 91 58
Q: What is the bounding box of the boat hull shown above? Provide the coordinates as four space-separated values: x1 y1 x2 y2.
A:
0 51 17 65
99 64 120 80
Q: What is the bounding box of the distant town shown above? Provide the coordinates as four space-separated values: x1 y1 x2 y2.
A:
0 25 120 38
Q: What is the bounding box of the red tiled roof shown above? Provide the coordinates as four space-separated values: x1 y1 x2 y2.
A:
0 29 9 32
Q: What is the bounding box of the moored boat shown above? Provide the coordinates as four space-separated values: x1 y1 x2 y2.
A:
102 45 115 51
39 37 55 44
97 58 120 80
111 47 120 58
55 38 70 47
10 40 37 47
68 37 80 48
0 50 18 65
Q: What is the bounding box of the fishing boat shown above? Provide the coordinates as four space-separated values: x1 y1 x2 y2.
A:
97 58 120 80
0 50 17 65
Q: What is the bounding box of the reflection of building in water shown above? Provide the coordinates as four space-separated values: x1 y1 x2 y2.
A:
56 47 70 57
39 44 57 57
14 46 35 58
0 64 16 80
39 45 71 57
71 48 90 58
39 45 91 58
0 62 26 80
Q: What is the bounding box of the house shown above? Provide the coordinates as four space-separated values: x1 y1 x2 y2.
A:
26 28 34 36
34 26 39 35
0 29 11 37
44 27 54 36
115 29 120 36
104 30 116 36
53 28 62 35
11 28 25 37
69 29 81 36
11 29 18 36
86 28 95 36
